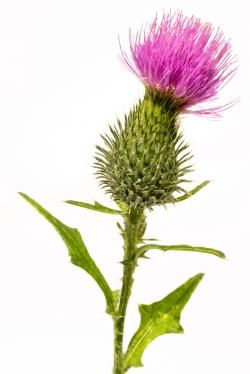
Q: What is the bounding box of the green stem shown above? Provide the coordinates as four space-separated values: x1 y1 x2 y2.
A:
113 208 146 374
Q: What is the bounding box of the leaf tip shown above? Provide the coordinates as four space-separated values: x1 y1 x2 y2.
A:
177 325 184 334
189 272 205 288
18 191 30 201
204 179 211 185
196 272 205 281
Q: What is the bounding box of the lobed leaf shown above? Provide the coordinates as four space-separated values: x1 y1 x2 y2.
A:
124 273 204 370
175 180 210 202
64 199 121 215
138 243 225 259
19 192 116 315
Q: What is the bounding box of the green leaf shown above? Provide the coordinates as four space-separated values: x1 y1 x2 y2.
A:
64 199 121 215
19 192 116 315
175 180 210 202
124 273 204 370
138 243 225 259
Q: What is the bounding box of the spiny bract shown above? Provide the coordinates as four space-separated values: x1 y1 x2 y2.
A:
94 92 192 209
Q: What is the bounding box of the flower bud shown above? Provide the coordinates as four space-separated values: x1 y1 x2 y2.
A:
95 92 192 209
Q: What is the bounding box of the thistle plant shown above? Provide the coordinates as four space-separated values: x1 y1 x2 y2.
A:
19 10 236 374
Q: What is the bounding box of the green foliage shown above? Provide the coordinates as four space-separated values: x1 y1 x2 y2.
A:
64 199 121 215
138 243 225 259
124 273 204 370
95 92 193 209
19 192 116 315
175 180 210 202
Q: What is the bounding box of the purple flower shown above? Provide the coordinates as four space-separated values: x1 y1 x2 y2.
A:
120 11 236 116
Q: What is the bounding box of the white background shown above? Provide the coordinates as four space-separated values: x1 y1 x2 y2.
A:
0 0 249 373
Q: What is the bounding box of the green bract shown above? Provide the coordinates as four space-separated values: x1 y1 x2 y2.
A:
95 92 193 209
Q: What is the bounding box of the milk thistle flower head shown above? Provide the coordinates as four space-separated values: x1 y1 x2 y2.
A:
121 11 236 116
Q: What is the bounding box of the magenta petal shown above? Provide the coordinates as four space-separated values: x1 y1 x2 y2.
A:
120 11 236 116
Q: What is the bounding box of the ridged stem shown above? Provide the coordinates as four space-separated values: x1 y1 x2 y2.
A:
113 208 146 374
